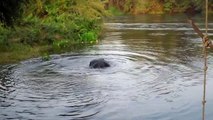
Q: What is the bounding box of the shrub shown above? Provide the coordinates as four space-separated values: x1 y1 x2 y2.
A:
0 23 10 47
19 0 105 46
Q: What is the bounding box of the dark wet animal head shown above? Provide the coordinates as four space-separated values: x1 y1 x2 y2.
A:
89 58 110 69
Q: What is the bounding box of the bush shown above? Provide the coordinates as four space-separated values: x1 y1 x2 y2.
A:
0 24 10 47
19 0 105 46
80 31 97 42
0 0 105 50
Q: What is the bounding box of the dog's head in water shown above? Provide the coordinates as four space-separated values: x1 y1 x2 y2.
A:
89 58 110 69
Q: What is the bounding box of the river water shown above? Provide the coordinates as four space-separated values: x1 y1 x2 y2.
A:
1 14 213 120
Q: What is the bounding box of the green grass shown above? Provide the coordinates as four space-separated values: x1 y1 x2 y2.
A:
107 6 124 16
0 44 47 64
0 0 106 64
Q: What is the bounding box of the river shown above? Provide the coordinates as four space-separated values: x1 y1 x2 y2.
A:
1 14 213 120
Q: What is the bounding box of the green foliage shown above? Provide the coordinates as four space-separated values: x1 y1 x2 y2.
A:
163 1 174 12
0 0 105 47
107 0 164 14
19 0 105 46
42 53 51 61
107 6 124 15
52 39 70 50
107 0 208 14
163 0 204 13
0 0 106 63
0 24 10 49
80 31 97 42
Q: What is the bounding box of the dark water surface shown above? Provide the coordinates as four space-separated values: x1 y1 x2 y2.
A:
1 14 213 120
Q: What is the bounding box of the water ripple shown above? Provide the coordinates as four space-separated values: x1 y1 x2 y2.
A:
105 23 213 32
1 15 212 120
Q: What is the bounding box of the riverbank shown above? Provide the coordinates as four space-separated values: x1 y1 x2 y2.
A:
0 0 212 64
0 0 106 64
106 0 212 14
1 14 213 120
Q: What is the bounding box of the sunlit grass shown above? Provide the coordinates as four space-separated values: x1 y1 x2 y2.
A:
0 44 48 64
0 0 106 64
107 6 124 16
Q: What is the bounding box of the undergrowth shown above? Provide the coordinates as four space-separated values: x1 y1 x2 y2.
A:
0 0 106 63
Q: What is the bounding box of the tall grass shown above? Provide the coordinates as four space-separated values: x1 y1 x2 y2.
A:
18 0 106 46
0 0 106 48
0 0 106 63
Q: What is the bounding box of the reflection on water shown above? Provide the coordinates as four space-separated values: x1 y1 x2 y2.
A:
1 14 213 120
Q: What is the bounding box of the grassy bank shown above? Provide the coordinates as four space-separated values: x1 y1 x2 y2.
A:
0 0 106 64
106 0 207 14
1 0 211 64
